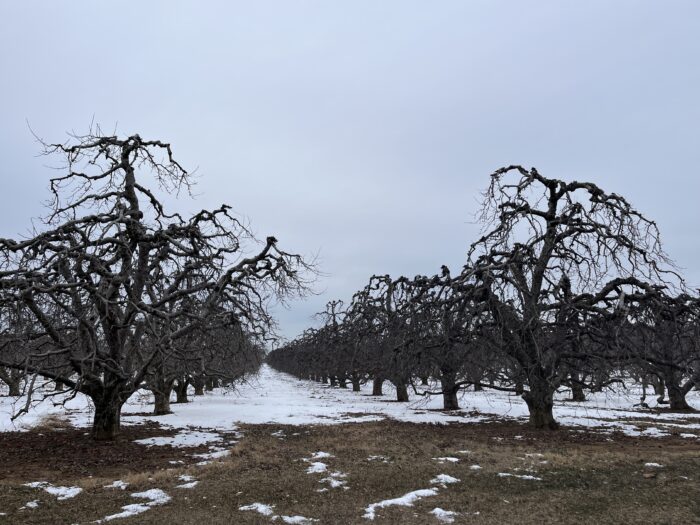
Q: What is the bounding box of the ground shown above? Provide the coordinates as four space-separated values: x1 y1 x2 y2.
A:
1 366 699 524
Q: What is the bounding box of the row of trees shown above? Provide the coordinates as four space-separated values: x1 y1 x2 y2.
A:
269 167 699 429
0 131 312 439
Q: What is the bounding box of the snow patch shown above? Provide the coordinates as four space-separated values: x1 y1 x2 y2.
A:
430 474 460 485
134 430 222 448
363 488 439 520
104 480 128 490
431 508 459 523
240 502 275 516
25 481 82 500
497 472 542 481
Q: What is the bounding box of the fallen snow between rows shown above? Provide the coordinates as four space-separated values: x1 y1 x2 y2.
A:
497 472 542 481
431 508 459 523
240 503 318 523
134 430 222 448
98 489 171 522
363 488 439 520
24 481 82 500
2 365 700 440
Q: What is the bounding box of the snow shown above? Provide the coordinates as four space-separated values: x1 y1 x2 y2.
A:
2 365 699 441
644 462 664 468
104 480 128 490
319 471 348 489
431 474 460 485
176 481 198 489
305 462 327 474
497 472 542 481
22 501 39 509
310 451 333 459
363 488 439 520
24 481 82 500
240 502 275 516
431 508 459 523
432 457 459 463
134 430 222 448
469 465 482 470
97 489 171 522
278 516 318 524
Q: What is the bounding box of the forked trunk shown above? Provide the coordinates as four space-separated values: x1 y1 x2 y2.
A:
667 384 692 411
372 377 384 396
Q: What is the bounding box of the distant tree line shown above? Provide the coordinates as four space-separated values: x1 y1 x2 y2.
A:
268 167 699 429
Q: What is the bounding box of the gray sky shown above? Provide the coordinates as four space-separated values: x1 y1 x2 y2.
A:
1 1 699 339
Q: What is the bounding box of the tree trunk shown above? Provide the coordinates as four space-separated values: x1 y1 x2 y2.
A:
193 376 205 396
329 376 338 387
321 375 328 384
570 373 586 401
473 382 483 392
174 380 189 404
372 377 384 396
153 388 172 415
7 379 21 397
91 396 122 441
351 378 361 392
395 381 409 402
515 380 524 396
440 371 460 410
667 385 691 410
652 377 667 404
420 376 429 386
338 376 348 388
523 372 558 429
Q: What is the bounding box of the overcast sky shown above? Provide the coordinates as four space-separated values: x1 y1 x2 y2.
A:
1 1 699 340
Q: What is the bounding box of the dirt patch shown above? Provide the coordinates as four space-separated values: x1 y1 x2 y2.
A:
0 423 213 482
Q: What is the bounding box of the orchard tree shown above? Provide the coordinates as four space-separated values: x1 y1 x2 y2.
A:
0 131 313 439
467 166 675 428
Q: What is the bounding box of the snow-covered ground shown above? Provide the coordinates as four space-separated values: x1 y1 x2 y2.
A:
1 365 699 439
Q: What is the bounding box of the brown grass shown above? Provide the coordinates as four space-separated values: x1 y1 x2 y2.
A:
0 420 698 524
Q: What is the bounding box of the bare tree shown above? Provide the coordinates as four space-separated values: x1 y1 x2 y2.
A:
0 131 313 439
466 166 674 428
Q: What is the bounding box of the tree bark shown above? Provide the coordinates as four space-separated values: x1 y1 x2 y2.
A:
193 376 205 396
667 385 691 410
372 377 384 396
7 379 21 397
395 381 409 402
522 372 558 429
153 388 172 415
91 396 122 441
440 371 460 410
174 380 189 404
351 378 361 392
338 376 348 388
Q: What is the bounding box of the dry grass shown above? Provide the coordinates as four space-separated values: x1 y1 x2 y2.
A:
0 420 698 524
30 414 73 433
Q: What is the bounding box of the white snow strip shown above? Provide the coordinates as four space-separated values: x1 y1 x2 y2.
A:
431 508 459 523
432 457 459 463
644 462 664 468
279 516 318 524
497 473 542 481
363 488 439 520
240 502 275 516
25 481 82 500
176 481 199 489
310 451 333 459
22 501 40 509
469 465 482 470
98 489 171 522
134 430 222 448
430 474 460 485
104 480 128 490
